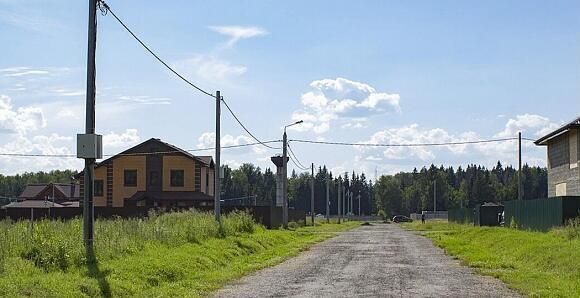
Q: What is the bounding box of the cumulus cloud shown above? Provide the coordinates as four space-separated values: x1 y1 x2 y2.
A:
0 94 46 134
208 25 268 47
102 129 141 149
357 114 559 167
174 55 247 82
0 133 80 175
290 78 400 134
197 132 268 155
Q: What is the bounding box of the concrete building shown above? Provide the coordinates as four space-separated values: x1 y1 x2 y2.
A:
535 117 580 197
78 138 215 208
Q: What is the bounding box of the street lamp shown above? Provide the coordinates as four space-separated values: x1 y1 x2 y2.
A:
282 120 303 228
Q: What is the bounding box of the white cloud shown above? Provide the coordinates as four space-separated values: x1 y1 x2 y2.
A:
118 95 172 105
0 66 70 77
496 114 560 138
208 25 268 47
50 88 85 97
0 94 46 134
0 133 80 175
102 129 141 149
174 55 247 82
197 132 269 155
290 78 400 134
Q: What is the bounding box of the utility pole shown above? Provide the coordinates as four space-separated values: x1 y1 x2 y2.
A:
311 163 315 226
282 130 288 228
338 178 342 224
83 0 98 249
326 176 330 223
358 193 361 216
518 131 522 200
433 180 437 214
215 91 221 222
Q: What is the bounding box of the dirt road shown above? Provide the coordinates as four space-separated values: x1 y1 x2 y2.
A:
214 223 520 298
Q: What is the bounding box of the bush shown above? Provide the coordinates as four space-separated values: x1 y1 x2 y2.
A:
562 217 580 241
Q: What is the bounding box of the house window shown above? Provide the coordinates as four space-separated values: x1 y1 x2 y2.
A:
149 171 159 186
206 172 209 190
170 170 184 187
124 170 138 187
556 183 567 196
94 180 104 196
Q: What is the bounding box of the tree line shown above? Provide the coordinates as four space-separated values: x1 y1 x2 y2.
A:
0 161 547 217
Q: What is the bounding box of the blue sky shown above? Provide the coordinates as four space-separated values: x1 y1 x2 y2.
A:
0 0 579 176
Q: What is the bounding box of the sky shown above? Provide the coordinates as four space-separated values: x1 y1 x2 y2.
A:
0 0 579 177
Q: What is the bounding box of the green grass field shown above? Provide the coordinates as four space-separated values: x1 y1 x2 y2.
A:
403 220 580 297
0 211 360 297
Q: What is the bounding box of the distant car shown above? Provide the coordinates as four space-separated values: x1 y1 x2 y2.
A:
392 215 413 223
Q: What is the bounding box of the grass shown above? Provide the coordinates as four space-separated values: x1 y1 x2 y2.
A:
0 210 360 297
402 220 580 297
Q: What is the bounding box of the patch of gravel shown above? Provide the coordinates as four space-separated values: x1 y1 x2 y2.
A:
214 223 521 298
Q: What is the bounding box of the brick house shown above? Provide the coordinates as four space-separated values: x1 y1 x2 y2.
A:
78 138 215 208
535 117 580 197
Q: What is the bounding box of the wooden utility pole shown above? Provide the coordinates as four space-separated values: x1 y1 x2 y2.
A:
215 91 221 222
358 193 361 216
83 0 98 249
518 132 522 200
311 163 315 225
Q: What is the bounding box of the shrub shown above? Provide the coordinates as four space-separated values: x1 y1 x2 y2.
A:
562 217 580 241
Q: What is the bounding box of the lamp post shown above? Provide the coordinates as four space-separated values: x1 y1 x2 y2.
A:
282 120 303 228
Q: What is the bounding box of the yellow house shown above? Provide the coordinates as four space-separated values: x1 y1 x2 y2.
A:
79 138 215 208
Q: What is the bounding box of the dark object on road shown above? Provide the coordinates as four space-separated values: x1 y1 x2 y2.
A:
392 215 413 223
361 222 372 226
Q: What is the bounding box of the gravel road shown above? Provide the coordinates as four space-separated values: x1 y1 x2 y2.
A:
214 223 520 298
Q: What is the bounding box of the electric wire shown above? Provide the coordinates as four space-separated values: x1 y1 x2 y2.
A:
287 142 309 170
289 137 534 147
99 0 214 98
0 140 281 158
221 98 281 150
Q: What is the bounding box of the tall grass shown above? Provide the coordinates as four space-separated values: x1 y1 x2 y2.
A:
0 210 257 273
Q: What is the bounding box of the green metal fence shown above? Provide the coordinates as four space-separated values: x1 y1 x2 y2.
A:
504 197 580 231
448 208 474 224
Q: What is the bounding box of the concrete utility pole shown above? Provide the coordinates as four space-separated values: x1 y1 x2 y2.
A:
215 90 221 222
433 180 437 213
282 130 288 228
338 178 342 224
326 176 330 223
83 0 98 249
518 131 522 200
311 163 315 226
358 193 361 216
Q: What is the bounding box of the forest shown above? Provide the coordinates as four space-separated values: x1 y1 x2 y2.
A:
0 161 547 216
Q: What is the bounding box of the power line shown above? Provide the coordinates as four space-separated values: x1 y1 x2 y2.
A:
221 98 281 150
99 0 214 98
289 137 535 147
287 142 309 170
0 140 281 159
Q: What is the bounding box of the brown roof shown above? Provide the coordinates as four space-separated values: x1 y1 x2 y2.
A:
2 200 64 209
535 116 580 145
19 183 80 200
92 138 213 170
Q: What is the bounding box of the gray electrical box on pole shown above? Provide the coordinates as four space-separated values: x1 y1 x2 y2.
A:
215 91 221 223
